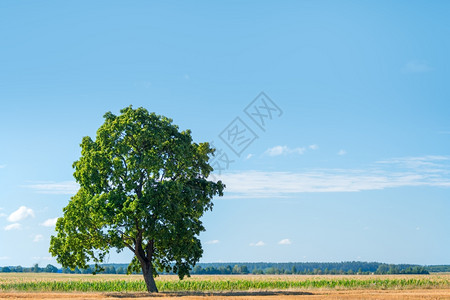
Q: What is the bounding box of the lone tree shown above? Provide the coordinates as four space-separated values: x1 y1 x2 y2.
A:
50 106 224 292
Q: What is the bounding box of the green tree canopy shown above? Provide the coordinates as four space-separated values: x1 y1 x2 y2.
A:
50 106 224 292
44 264 58 273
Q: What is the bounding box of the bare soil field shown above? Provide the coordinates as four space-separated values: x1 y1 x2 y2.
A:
1 289 450 299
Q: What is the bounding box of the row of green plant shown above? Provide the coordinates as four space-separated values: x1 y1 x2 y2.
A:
0 280 146 292
1 278 449 292
158 278 449 291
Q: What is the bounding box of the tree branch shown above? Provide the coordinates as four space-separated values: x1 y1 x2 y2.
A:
135 171 144 199
134 229 148 265
123 240 135 253
146 239 154 261
118 229 136 245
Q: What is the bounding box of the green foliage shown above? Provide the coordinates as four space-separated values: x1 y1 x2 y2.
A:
44 264 59 273
49 106 224 291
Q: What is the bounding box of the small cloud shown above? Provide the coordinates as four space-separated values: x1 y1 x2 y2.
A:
32 256 52 261
290 148 306 155
4 223 22 231
8 206 35 222
338 149 347 155
23 181 79 195
0 164 6 169
416 227 420 231
309 144 318 150
184 74 190 80
0 256 10 260
265 146 305 156
246 153 253 160
403 60 432 73
33 234 44 242
41 218 58 227
250 241 265 247
278 238 292 245
205 240 220 244
266 146 288 156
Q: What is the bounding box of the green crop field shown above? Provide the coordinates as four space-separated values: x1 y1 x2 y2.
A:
0 273 449 293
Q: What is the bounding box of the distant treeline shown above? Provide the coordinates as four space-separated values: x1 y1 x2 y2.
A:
190 262 430 275
0 264 58 273
1 262 448 275
0 264 127 274
425 265 450 273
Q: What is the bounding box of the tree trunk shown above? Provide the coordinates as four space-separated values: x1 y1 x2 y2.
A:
142 261 158 293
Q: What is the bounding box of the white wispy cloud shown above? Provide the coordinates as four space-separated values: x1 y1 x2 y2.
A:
309 144 319 150
0 256 10 260
265 146 305 156
278 239 292 245
216 156 450 198
338 149 347 155
403 60 432 73
8 206 35 222
250 241 265 247
0 164 6 169
31 256 52 261
246 153 253 160
41 218 58 227
33 234 44 242
205 240 220 244
376 155 449 170
23 181 79 195
4 223 22 231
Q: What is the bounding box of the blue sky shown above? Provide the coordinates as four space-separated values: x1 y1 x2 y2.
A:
1 1 449 267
